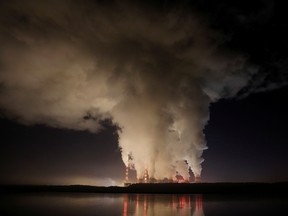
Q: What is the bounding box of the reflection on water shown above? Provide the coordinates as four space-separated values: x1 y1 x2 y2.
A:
123 194 204 216
1 193 287 215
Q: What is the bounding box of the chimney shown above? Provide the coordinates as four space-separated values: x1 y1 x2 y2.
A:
125 166 129 182
195 175 201 183
144 168 148 183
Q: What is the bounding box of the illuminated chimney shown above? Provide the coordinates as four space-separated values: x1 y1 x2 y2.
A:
124 154 130 185
194 175 201 183
125 166 129 182
144 168 148 183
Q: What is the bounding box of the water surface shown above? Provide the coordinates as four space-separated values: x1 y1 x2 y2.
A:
1 193 287 215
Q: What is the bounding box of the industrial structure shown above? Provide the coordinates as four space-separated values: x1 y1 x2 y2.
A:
124 155 201 185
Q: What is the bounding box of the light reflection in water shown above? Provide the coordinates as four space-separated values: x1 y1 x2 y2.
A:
1 193 287 215
123 194 204 216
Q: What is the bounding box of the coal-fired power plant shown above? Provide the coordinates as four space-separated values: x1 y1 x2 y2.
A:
124 155 201 185
0 0 269 187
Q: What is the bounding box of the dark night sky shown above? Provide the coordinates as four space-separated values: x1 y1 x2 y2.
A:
0 0 288 185
203 86 288 182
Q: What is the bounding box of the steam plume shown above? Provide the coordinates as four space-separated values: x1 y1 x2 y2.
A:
0 0 256 179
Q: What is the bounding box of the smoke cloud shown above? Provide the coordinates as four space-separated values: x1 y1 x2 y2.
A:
0 0 256 180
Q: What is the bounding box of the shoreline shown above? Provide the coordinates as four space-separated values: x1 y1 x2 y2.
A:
1 182 288 195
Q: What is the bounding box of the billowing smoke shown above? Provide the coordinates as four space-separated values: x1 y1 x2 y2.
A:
0 0 256 180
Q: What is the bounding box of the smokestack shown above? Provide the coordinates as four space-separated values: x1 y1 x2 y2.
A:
124 155 132 186
195 175 201 183
125 166 129 182
144 168 148 183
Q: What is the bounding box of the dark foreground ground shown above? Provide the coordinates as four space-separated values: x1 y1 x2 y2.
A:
1 182 288 195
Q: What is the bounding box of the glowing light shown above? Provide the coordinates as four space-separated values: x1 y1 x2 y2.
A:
123 194 128 216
